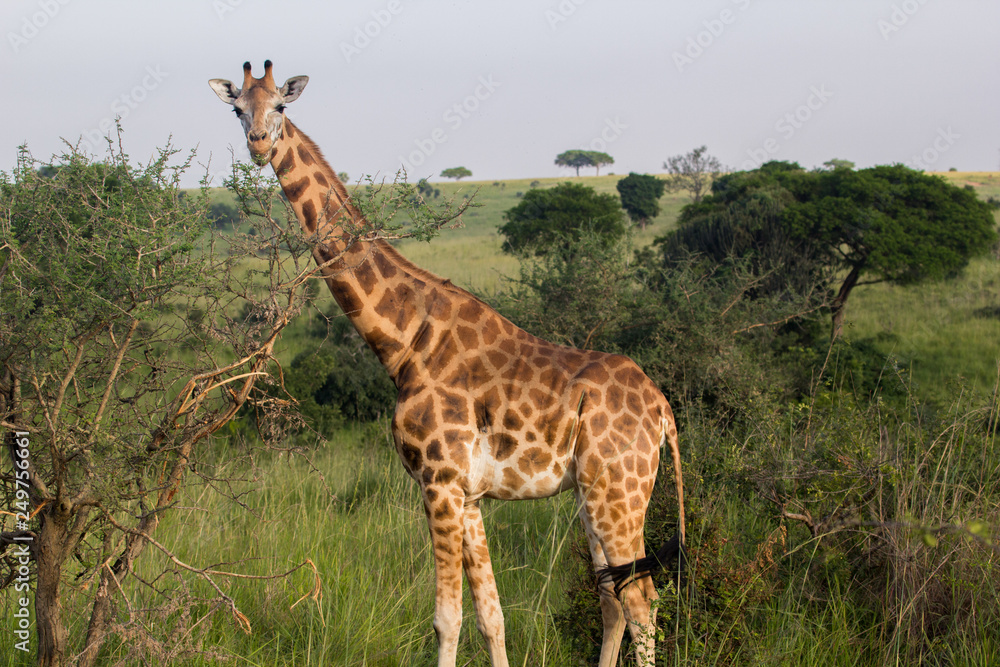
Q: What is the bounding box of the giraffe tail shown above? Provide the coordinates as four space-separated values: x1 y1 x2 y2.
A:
596 417 687 597
596 533 687 597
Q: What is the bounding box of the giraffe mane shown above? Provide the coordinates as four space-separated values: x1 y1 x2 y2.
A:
286 119 356 222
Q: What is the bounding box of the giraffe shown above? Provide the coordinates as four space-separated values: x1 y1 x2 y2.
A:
209 61 686 667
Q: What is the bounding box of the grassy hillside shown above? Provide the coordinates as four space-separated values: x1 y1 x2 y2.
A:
389 175 689 292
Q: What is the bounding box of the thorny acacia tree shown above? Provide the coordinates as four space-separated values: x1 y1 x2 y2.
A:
0 140 468 666
666 162 998 340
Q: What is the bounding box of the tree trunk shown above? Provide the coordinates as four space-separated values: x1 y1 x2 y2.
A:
35 501 71 667
78 523 154 667
830 264 863 341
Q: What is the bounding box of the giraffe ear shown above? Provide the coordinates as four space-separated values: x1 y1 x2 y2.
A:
280 76 309 103
208 79 241 104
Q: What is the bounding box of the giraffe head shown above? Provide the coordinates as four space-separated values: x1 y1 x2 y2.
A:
209 60 309 166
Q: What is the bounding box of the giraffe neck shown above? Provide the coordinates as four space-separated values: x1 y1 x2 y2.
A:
269 118 446 379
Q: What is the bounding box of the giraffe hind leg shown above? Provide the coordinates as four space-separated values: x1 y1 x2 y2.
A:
577 502 627 667
461 503 509 667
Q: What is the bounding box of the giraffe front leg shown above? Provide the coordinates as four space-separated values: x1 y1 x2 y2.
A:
424 484 466 667
461 503 509 667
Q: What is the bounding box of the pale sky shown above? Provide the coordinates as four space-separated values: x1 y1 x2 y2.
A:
3 1 998 188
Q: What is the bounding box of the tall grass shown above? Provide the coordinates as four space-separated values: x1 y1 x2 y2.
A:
625 375 1000 666
68 423 580 666
845 255 1000 404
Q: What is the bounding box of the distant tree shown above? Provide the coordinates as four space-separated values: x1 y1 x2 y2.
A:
554 150 592 177
823 159 855 170
588 151 614 176
555 150 615 177
338 171 350 182
616 173 665 229
441 166 472 180
663 161 999 339
663 145 724 203
498 182 626 255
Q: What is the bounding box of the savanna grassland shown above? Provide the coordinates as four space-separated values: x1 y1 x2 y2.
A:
3 170 998 666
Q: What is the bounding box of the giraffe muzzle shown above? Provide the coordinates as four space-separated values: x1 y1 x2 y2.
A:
247 140 274 166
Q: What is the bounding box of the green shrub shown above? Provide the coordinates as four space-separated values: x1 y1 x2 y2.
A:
283 315 397 432
498 182 626 256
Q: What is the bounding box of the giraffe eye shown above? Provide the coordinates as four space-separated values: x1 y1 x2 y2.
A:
275 104 286 114
232 108 243 116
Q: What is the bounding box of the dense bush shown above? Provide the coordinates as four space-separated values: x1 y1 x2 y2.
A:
281 313 397 433
616 172 665 228
498 182 626 256
490 229 823 412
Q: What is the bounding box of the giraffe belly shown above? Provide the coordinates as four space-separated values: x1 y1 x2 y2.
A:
472 432 576 501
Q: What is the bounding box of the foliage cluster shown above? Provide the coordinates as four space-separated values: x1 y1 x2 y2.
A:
440 166 472 181
616 172 665 228
554 149 615 177
663 161 998 338
498 182 626 256
663 145 725 203
281 314 397 432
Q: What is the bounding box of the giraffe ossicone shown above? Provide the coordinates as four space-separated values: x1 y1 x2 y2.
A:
209 61 686 667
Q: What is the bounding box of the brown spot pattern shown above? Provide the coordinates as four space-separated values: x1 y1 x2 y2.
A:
502 411 523 431
276 149 295 175
402 395 437 441
456 325 479 349
439 390 469 424
297 144 316 166
301 199 318 232
374 251 398 280
426 440 444 461
491 432 518 460
518 447 552 475
458 300 483 323
284 175 310 202
606 385 624 412
354 259 377 294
